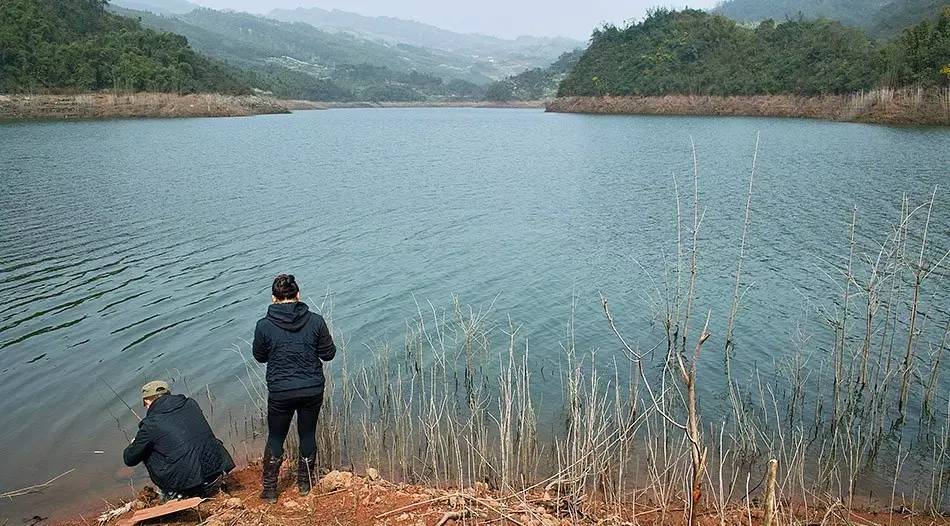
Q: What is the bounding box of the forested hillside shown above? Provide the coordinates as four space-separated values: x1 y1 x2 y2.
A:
0 0 252 94
868 0 950 36
714 0 949 38
113 6 517 101
267 6 581 79
484 50 583 101
558 8 950 97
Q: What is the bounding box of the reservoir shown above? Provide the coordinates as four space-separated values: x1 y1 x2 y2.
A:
1 108 948 518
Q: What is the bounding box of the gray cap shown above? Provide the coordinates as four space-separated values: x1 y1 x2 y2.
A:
141 380 171 400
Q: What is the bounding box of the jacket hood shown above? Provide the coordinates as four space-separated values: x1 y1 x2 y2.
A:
148 393 187 415
266 302 312 332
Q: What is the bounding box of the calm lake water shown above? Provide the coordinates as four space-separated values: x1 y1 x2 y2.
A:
1 109 948 519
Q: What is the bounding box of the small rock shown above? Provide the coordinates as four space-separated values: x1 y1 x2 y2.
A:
365 467 381 481
319 470 354 491
397 513 410 521
282 500 299 509
224 497 243 509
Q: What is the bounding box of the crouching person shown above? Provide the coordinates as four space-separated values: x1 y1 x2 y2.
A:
123 381 235 500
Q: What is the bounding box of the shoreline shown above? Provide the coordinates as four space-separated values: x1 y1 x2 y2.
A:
49 463 950 526
545 89 950 125
317 100 545 109
0 93 291 121
5 91 949 124
0 94 544 122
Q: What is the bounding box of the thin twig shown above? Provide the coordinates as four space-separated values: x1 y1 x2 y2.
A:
0 469 76 499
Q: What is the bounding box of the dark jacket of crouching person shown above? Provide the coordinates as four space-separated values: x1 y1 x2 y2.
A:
123 381 235 498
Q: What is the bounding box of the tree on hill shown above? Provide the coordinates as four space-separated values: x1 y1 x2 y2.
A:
0 0 252 94
558 9 880 97
557 8 946 98
713 0 888 31
712 0 950 38
882 6 950 85
867 0 950 37
483 49 584 100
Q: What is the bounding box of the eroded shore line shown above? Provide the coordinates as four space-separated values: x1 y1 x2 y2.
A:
0 93 291 121
317 100 545 109
0 95 548 121
546 89 950 125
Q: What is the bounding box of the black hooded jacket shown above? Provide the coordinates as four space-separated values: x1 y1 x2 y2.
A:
123 394 235 493
252 302 336 396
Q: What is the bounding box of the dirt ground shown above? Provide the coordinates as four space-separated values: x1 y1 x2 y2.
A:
49 463 950 526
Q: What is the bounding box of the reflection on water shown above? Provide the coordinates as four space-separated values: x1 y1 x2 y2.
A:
0 109 948 518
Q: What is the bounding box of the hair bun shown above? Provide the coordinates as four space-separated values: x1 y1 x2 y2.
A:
272 273 300 301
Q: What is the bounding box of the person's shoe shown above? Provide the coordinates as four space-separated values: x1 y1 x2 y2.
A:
260 451 283 504
297 453 317 496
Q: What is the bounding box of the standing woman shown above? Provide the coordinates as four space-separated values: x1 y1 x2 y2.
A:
253 274 336 503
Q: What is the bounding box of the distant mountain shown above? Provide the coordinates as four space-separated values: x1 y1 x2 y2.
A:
484 49 584 101
111 6 520 101
866 0 950 36
713 0 949 37
267 7 583 78
111 0 200 15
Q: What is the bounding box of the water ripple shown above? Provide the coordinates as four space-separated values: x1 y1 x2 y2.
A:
0 109 947 519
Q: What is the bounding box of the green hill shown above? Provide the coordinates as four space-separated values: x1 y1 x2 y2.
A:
557 8 950 98
713 0 886 29
267 6 582 79
0 0 252 94
713 0 950 38
882 6 950 85
112 6 520 101
484 49 584 101
868 0 950 37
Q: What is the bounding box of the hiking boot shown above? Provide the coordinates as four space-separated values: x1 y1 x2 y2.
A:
297 453 316 496
260 450 283 504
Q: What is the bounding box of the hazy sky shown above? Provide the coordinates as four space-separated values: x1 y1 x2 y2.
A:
191 0 720 40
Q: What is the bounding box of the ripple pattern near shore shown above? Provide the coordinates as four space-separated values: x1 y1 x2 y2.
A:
0 109 948 519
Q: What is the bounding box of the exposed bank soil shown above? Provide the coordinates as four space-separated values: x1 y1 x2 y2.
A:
51 465 950 526
0 93 291 121
279 99 328 110
321 100 545 109
546 90 950 125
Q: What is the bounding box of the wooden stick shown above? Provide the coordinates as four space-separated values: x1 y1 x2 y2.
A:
375 494 455 519
0 469 76 499
312 488 348 499
764 458 779 526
